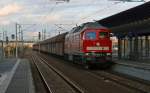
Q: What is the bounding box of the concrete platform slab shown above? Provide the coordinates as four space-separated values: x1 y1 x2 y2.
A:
114 59 150 70
0 59 17 73
5 59 35 93
0 59 18 93
112 59 150 82
0 59 35 93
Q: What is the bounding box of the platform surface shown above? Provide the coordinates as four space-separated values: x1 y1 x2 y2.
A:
0 58 35 93
112 59 150 81
114 59 150 69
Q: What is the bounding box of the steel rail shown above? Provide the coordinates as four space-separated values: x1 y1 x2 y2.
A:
36 54 85 93
31 55 54 93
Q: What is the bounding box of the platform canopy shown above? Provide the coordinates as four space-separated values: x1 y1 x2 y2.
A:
97 2 150 36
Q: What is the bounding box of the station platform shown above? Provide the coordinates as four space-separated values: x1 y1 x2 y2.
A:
112 59 150 82
113 59 150 70
0 58 35 93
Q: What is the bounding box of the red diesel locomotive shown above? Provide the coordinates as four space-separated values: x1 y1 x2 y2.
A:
33 22 112 68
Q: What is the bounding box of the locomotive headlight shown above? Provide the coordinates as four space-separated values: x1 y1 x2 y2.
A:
96 42 100 46
85 53 89 56
107 53 111 56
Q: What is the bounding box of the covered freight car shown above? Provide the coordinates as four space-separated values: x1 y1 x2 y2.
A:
33 32 67 56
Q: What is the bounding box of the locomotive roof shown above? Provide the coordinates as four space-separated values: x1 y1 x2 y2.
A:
81 22 104 28
70 22 107 33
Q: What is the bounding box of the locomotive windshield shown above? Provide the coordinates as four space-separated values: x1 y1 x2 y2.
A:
99 32 108 38
85 32 96 40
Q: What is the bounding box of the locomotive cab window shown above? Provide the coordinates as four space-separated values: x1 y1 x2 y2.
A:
99 32 108 38
85 32 96 40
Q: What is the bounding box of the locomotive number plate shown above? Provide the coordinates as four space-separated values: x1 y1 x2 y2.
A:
87 47 109 50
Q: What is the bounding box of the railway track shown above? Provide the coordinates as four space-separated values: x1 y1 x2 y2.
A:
31 54 84 93
31 55 53 93
87 71 150 93
36 52 148 93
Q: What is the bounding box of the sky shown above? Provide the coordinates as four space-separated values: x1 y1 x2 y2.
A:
0 0 148 41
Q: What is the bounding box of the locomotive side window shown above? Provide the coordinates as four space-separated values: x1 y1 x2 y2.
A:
85 32 96 40
99 32 108 38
